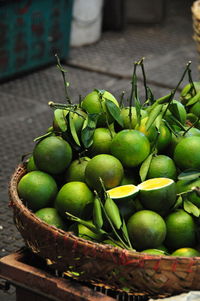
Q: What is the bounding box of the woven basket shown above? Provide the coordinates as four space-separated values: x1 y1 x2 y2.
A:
9 164 200 298
192 0 200 61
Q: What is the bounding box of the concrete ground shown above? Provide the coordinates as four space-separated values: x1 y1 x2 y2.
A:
0 0 199 299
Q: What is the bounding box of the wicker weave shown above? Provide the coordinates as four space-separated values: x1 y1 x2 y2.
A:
8 164 200 297
192 0 200 59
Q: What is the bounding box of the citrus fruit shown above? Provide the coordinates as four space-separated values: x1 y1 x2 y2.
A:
135 117 157 144
33 136 72 175
85 154 124 191
164 209 197 250
189 102 200 118
35 207 67 230
81 90 119 126
138 178 176 216
27 155 38 172
157 123 172 152
147 155 177 180
183 127 200 137
65 157 90 183
120 107 148 129
89 127 114 156
176 178 200 208
18 171 58 211
174 136 200 170
110 129 150 168
107 184 139 202
55 181 94 218
171 247 200 257
140 249 166 255
127 210 166 250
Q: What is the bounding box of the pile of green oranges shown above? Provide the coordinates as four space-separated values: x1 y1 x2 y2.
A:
17 65 200 257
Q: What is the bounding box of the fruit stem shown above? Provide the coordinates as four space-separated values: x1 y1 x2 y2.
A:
55 54 72 105
188 66 196 96
48 102 86 119
139 57 148 102
119 91 125 108
183 116 200 136
162 61 192 119
128 61 138 128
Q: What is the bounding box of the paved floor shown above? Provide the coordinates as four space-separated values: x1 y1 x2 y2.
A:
0 0 199 299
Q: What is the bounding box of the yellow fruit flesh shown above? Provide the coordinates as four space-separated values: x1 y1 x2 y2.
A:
139 178 173 190
107 185 138 198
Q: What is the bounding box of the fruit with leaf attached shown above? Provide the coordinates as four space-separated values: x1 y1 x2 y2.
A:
81 90 119 127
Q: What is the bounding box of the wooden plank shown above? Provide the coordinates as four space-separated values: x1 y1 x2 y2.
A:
0 249 115 301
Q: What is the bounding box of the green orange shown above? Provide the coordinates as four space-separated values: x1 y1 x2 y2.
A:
18 171 58 211
147 155 177 180
127 210 166 250
138 178 176 216
164 209 197 250
85 154 124 191
65 157 90 183
171 247 200 257
89 127 114 156
110 129 150 168
35 207 67 230
120 107 148 129
174 136 200 170
33 136 72 175
55 181 94 218
81 90 119 126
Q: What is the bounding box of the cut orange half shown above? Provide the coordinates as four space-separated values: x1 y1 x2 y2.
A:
138 178 176 216
107 184 139 202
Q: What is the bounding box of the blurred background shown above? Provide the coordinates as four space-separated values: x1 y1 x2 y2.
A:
0 0 199 299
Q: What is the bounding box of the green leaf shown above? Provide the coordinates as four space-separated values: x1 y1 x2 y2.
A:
104 197 122 230
172 195 183 210
166 114 186 131
169 103 182 123
93 197 103 230
81 113 99 148
178 169 200 181
105 99 123 127
183 200 200 217
156 93 172 105
94 89 106 95
54 109 68 132
186 90 200 107
139 153 153 182
145 104 163 131
69 112 81 147
121 218 133 249
33 131 53 142
65 212 105 235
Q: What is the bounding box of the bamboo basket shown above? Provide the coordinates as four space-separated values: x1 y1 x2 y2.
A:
9 164 200 298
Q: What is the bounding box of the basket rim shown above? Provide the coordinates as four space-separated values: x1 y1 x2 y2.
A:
8 163 200 265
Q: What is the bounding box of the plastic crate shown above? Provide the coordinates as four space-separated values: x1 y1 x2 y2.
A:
0 0 73 81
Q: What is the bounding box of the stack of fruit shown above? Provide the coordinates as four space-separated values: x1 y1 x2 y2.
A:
17 60 200 258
